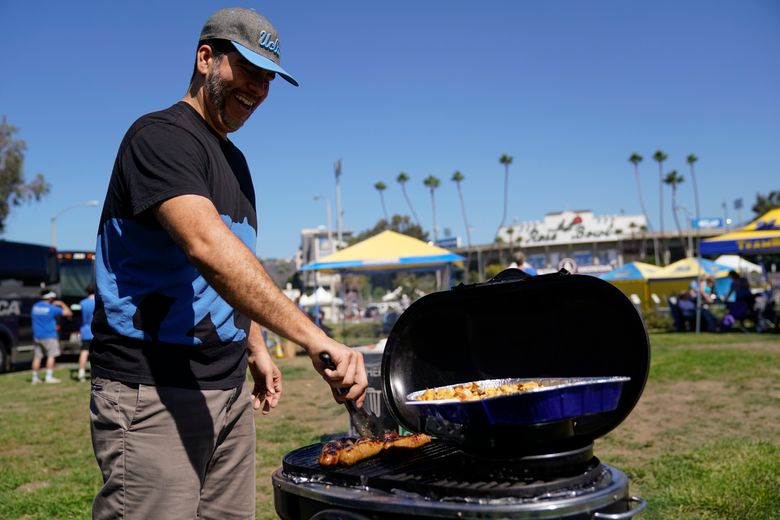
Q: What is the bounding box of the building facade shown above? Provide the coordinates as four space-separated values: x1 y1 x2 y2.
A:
458 209 723 278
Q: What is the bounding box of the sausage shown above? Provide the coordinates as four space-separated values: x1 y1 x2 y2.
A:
337 438 385 465
319 433 433 467
384 433 432 450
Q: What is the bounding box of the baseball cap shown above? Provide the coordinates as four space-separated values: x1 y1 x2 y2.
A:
199 7 299 86
41 291 57 299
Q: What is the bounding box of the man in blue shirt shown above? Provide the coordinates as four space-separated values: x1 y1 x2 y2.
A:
31 290 73 384
77 283 95 382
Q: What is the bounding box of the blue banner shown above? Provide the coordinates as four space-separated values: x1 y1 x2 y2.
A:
692 217 723 229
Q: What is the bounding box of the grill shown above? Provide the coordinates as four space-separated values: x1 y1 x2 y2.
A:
274 270 649 519
273 441 643 519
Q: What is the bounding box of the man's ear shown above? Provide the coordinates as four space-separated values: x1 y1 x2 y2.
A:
195 44 215 76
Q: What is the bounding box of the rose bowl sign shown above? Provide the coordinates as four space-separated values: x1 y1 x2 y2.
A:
499 210 647 247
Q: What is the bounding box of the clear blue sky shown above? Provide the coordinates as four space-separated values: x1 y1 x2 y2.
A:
1 0 778 259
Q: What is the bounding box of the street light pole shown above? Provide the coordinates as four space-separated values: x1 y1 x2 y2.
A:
313 195 333 252
677 204 703 334
333 159 343 248
50 200 99 248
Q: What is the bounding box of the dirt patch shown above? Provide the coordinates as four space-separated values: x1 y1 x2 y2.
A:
15 480 50 493
600 373 780 464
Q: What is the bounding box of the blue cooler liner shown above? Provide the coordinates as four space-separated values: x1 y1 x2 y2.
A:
406 377 630 426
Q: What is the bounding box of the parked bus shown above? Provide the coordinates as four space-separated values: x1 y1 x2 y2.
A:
0 242 96 372
0 240 60 371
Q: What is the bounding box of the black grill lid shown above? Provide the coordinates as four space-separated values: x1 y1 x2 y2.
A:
381 269 650 451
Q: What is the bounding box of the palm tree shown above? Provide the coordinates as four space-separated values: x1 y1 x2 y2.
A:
664 170 687 256
451 170 472 271
653 150 668 263
374 181 388 223
451 171 472 247
506 226 516 262
686 154 700 222
629 152 658 265
628 153 652 230
496 154 513 240
396 172 421 226
423 175 441 242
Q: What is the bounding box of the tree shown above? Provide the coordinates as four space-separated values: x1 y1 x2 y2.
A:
629 152 658 265
396 172 421 226
628 153 652 230
373 181 388 223
349 214 428 245
752 191 780 216
0 117 50 233
652 150 668 263
451 170 472 248
497 154 513 241
423 175 441 242
664 170 687 256
506 226 516 260
686 154 700 222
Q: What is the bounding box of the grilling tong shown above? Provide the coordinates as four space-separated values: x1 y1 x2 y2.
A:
320 352 386 437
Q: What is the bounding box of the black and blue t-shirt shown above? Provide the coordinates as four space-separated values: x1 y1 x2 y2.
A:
91 102 256 389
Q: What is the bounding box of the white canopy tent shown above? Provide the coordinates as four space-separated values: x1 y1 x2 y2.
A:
299 286 344 307
714 255 765 284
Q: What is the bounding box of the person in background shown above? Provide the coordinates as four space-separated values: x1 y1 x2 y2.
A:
77 282 96 382
31 290 73 384
509 251 538 276
700 276 718 304
724 270 753 304
89 8 367 519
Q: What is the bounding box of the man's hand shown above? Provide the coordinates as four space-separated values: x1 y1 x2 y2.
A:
310 338 368 407
246 323 282 414
248 348 282 414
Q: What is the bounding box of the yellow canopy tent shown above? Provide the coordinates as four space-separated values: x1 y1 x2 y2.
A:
700 208 780 255
647 257 731 303
598 262 662 310
301 230 464 280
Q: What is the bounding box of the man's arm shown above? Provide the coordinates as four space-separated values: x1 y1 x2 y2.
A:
153 194 367 403
54 300 73 319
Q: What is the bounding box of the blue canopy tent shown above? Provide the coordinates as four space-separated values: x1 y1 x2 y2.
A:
598 261 662 310
700 208 780 256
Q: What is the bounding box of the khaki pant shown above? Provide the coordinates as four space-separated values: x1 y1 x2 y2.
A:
90 376 255 520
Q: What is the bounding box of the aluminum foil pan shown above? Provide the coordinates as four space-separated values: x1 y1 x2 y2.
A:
405 377 631 426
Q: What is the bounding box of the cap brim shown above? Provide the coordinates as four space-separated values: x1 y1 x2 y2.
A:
232 41 299 87
42 292 57 299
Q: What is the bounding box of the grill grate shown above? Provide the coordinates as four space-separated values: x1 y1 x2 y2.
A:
282 440 607 499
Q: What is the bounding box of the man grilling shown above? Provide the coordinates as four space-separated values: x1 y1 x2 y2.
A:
89 8 367 519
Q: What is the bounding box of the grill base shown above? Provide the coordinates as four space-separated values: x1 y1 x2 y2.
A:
274 441 643 519
273 464 633 520
283 440 600 499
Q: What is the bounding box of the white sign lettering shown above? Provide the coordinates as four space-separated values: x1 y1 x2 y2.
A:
0 300 21 317
499 210 647 246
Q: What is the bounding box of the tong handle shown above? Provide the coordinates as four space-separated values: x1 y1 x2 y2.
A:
319 352 347 396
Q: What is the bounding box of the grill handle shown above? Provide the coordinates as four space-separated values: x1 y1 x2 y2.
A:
486 267 570 285
592 496 647 519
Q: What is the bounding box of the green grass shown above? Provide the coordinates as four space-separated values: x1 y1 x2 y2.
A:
649 346 780 382
633 440 780 520
0 332 778 519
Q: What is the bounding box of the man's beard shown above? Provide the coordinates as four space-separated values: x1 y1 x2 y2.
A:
205 66 243 133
